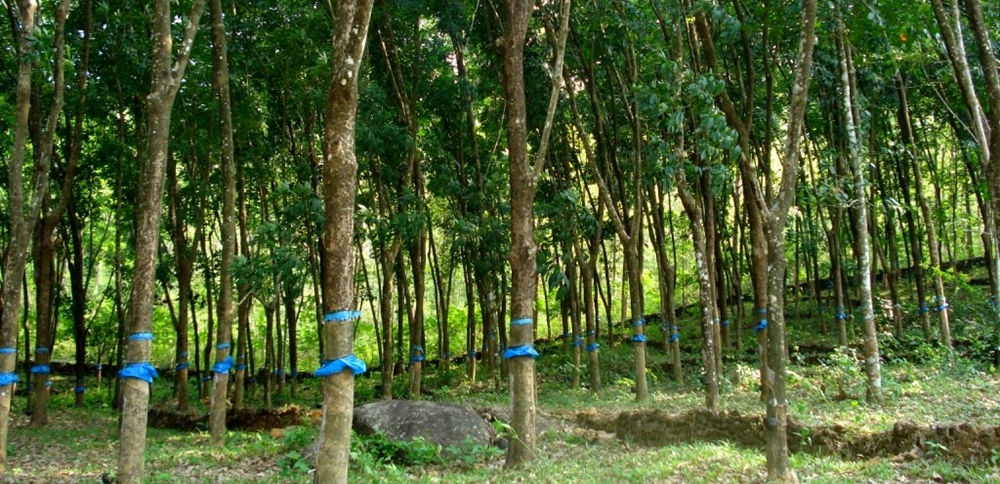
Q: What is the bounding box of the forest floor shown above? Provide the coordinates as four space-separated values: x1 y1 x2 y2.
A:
5 324 1000 483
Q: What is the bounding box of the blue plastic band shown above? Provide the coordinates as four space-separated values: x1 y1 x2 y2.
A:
75 386 86 393
502 345 539 360
45 380 52 387
721 319 731 327
469 349 477 357
290 370 298 377
31 365 51 374
119 362 158 384
835 312 848 320
315 355 367 376
175 362 190 371
754 319 768 333
324 310 361 322
632 318 646 327
202 375 213 382
919 305 930 314
216 343 231 350
236 364 247 371
511 318 533 326
587 330 595 336
669 333 680 342
935 304 949 312
755 308 768 314
177 351 188 358
410 355 426 363
586 343 601 352
572 336 584 347
0 348 15 355
212 355 235 374
631 334 647 343
274 369 285 376
128 332 153 342
411 345 424 354
35 347 49 353
0 373 19 386
96 364 103 370
236 354 245 361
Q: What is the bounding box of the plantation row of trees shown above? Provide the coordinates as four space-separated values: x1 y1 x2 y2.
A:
2 0 998 482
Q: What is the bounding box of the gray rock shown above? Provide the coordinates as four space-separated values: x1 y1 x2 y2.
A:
352 400 495 451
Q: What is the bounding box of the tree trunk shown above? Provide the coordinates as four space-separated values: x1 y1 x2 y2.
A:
315 0 375 481
118 2 205 482
0 0 70 467
208 0 237 445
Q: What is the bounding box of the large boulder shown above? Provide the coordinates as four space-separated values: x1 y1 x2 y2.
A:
352 400 495 450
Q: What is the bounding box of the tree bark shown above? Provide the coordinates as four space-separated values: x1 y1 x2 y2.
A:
315 0 375 481
117 1 205 481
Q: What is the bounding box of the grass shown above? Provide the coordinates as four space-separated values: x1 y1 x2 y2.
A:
5 309 1000 482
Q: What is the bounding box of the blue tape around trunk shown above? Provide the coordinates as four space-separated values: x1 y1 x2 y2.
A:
315 355 367 376
75 386 86 394
510 318 533 326
324 310 361 322
213 356 235 374
31 365 51 374
119 362 158 383
669 332 680 343
502 345 539 360
175 362 190 371
0 347 15 355
216 342 231 350
0 373 19 386
631 334 647 343
129 332 153 342
586 343 600 352
632 318 645 327
35 347 49 353
755 320 768 333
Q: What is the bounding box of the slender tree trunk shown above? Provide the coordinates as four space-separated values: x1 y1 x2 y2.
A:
838 25 882 403
0 0 70 467
118 2 205 481
315 1 375 481
208 0 237 445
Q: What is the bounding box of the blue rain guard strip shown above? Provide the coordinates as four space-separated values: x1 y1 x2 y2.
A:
75 386 86 394
0 348 15 355
511 318 533 326
177 351 188 358
669 332 680 343
586 343 600 352
0 373 19 386
216 342 231 350
119 362 158 384
919 305 930 314
755 308 768 314
502 345 539 360
755 319 769 333
274 369 285 376
35 347 49 353
96 364 103 370
290 370 298 378
212 356 235 374
324 310 361 322
31 365 51 374
632 318 646 327
315 355 367 376
236 364 247 371
129 332 153 342
45 380 52 387
587 330 595 336
410 355 426 363
721 319 731 327
631 334 647 343
572 336 584 347
935 303 949 312
835 312 848 320
175 362 190 371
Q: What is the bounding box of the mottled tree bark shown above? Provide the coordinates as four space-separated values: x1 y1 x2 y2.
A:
117 1 205 482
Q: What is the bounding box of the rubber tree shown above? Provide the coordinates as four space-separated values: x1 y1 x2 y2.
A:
500 0 571 466
0 0 70 469
116 0 205 481
314 0 375 481
208 0 238 446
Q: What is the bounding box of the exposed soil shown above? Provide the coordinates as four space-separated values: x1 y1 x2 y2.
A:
574 408 1000 463
147 403 307 432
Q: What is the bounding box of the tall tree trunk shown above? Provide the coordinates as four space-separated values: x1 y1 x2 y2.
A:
118 1 205 481
315 0 375 481
0 0 70 470
209 0 237 445
838 24 882 403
